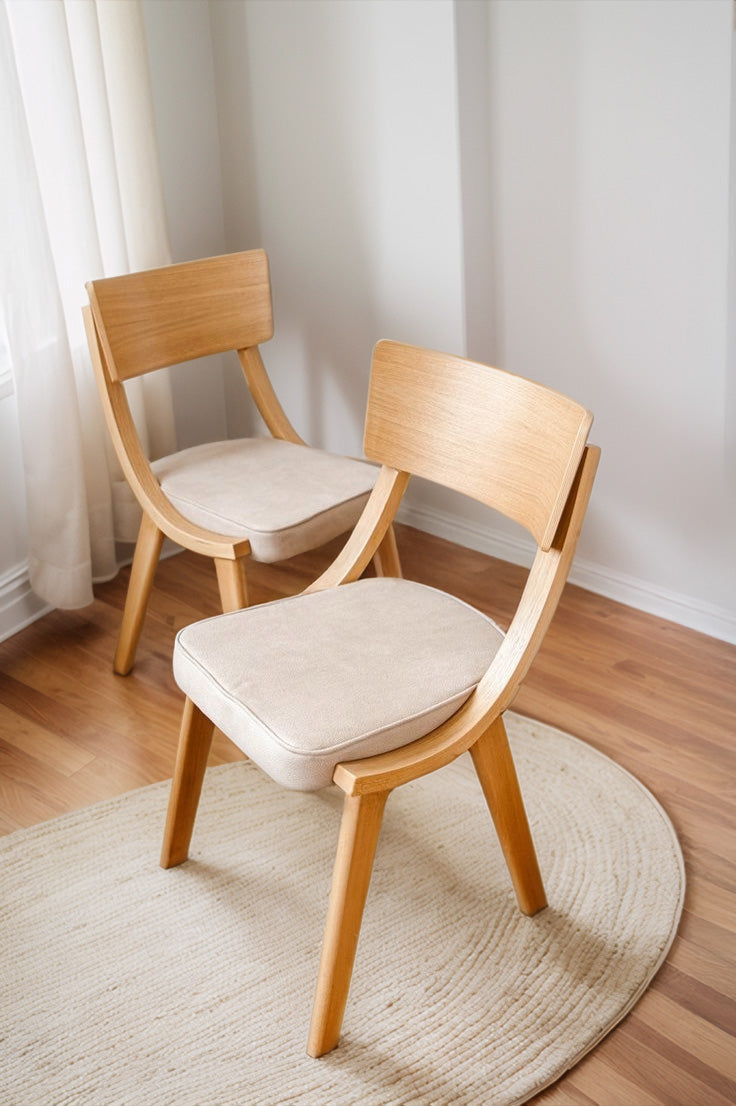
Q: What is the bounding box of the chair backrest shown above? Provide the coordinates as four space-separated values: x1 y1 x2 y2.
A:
86 250 273 382
364 341 593 551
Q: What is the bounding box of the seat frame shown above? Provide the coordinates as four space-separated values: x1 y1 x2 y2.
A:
83 251 401 675
159 340 600 1057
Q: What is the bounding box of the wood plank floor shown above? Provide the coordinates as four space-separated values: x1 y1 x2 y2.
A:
1 523 734 1105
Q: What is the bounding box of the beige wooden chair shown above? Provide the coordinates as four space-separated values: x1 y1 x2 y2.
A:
83 250 401 674
160 340 600 1056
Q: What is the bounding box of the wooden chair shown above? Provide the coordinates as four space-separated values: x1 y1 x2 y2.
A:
83 250 402 674
160 340 600 1056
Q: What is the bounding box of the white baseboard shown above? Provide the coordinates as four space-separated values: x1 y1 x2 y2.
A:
0 542 184 646
398 502 736 645
2 517 734 647
0 562 52 645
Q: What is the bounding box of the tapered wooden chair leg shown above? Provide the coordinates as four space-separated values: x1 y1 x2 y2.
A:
161 697 215 869
372 524 402 578
470 715 547 916
307 790 389 1058
114 513 165 675
215 555 249 612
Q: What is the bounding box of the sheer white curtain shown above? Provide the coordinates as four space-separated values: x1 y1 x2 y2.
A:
0 0 176 609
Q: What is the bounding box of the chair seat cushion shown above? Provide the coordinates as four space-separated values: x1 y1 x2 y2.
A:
151 438 376 562
174 578 504 791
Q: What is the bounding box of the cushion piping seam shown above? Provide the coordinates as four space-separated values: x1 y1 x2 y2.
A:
162 488 372 536
174 579 506 637
175 645 498 761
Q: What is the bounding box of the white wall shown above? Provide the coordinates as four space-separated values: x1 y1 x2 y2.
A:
3 0 733 644
481 0 735 635
210 0 466 455
205 0 735 641
141 0 230 450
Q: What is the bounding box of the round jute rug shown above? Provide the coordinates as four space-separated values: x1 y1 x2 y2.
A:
0 713 684 1106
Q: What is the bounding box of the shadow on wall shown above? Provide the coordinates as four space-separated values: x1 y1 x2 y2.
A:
455 0 498 367
217 0 380 457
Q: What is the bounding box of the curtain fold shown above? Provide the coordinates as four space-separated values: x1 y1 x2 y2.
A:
0 0 176 609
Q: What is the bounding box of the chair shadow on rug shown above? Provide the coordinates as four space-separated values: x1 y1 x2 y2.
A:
159 339 600 1057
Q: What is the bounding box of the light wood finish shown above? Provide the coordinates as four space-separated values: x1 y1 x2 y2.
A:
113 511 164 676
83 304 252 561
83 251 402 673
304 466 411 593
160 697 215 869
160 342 598 1056
332 444 600 798
307 445 596 1055
307 790 390 1058
238 345 306 445
470 715 547 916
214 556 249 613
1 530 734 1103
236 342 401 576
371 522 403 579
365 341 592 551
86 251 274 382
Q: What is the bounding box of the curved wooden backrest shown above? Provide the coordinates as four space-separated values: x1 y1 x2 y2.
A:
86 250 274 382
364 341 593 550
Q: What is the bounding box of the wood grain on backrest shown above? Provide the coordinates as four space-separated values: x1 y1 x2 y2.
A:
364 341 593 550
86 250 274 382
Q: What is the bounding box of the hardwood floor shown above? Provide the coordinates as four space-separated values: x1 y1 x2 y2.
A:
1 523 734 1104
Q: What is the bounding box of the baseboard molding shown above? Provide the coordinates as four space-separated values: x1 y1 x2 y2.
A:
0 542 187 645
397 502 736 645
2 519 734 647
0 562 52 645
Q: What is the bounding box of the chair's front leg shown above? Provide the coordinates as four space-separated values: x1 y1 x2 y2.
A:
307 789 390 1058
160 697 215 869
114 512 165 675
470 715 547 916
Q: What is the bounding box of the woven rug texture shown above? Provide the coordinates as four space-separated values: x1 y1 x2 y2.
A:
0 713 685 1105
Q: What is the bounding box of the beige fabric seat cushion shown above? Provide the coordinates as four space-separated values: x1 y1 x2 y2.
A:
151 438 376 562
174 578 504 791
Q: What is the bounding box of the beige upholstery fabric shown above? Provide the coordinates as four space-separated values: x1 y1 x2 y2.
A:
151 439 376 562
174 578 504 791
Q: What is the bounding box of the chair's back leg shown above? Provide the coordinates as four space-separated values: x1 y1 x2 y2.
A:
470 715 547 916
371 524 402 579
114 512 165 675
160 697 216 869
307 789 390 1057
214 555 250 611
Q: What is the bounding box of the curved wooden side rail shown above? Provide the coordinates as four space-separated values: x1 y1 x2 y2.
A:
84 304 255 674
332 445 600 798
304 466 411 594
239 347 405 582
83 307 252 562
238 346 306 445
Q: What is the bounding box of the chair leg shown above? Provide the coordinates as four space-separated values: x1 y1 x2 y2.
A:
470 715 547 916
214 555 249 612
114 512 165 675
371 524 402 578
160 697 215 869
307 790 389 1058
